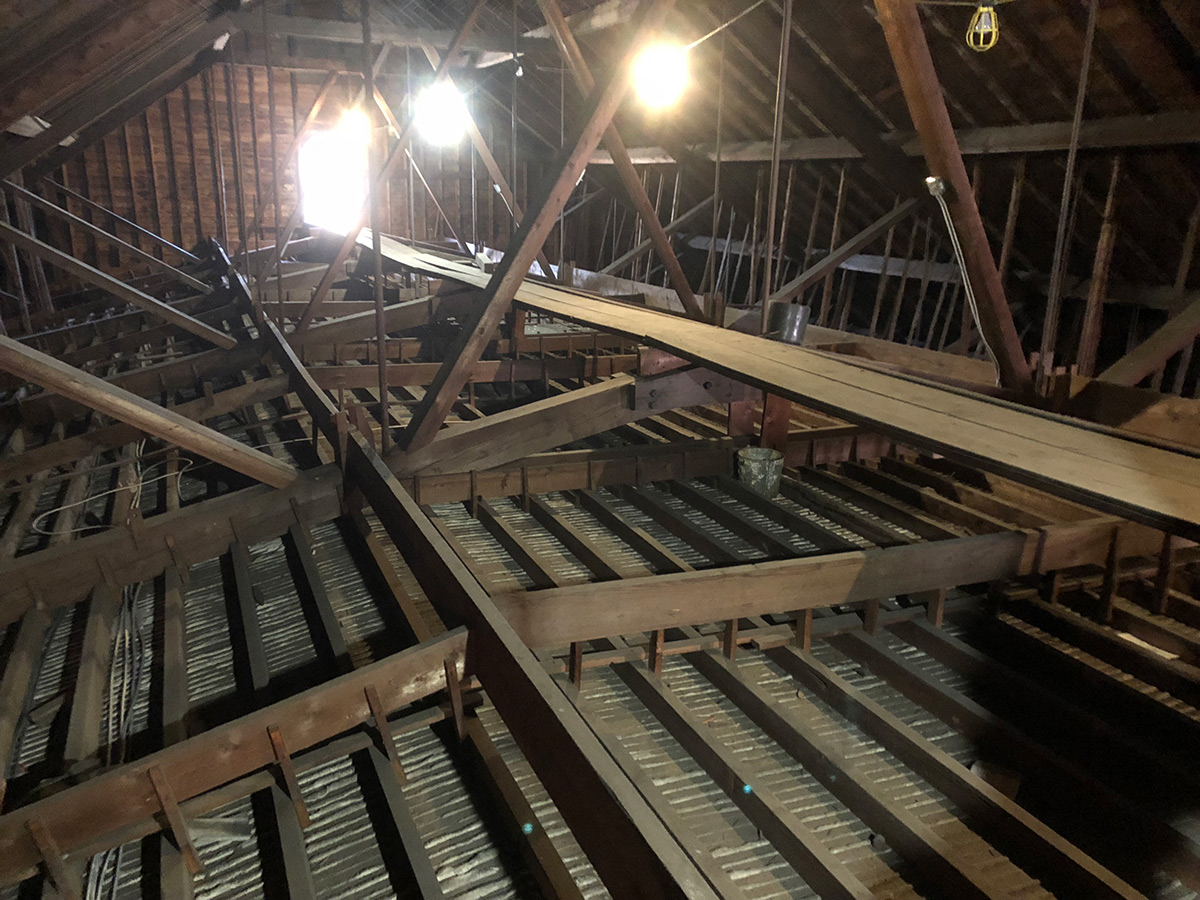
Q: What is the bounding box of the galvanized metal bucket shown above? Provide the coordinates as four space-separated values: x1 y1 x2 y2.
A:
737 446 784 499
768 302 811 345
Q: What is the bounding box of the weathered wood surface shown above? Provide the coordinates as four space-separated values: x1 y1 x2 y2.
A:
372 239 1200 540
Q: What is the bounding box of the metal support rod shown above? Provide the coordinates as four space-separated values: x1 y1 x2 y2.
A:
362 0 391 451
1039 0 1098 387
760 0 793 334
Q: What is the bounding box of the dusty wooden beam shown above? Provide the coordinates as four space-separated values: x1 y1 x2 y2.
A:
0 223 234 348
0 630 469 886
402 0 679 450
873 0 1031 392
0 336 295 487
494 531 1032 647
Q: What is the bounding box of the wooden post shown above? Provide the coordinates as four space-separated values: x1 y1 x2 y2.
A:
873 0 1031 393
1077 157 1122 377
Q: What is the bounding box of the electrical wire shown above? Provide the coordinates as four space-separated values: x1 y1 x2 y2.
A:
926 175 1000 383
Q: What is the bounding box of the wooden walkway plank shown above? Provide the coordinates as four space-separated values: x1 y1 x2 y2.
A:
373 239 1200 541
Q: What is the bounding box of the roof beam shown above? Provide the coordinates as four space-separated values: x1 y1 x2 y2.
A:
0 375 289 485
591 109 1200 165
0 222 235 348
3 181 211 294
766 197 920 305
1097 296 1200 386
494 531 1030 647
0 21 228 179
234 11 555 55
538 0 705 320
264 317 724 900
295 1 487 330
374 240 1200 539
401 0 680 451
0 335 296 489
874 0 1030 392
0 465 342 626
392 369 753 476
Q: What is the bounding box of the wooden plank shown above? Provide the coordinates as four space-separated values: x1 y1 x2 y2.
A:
0 630 469 885
618 662 878 900
0 336 298 489
0 375 290 485
767 644 1141 900
0 221 231 347
378 240 1200 540
493 531 1032 647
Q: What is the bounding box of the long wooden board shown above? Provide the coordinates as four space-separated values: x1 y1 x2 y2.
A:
372 238 1200 540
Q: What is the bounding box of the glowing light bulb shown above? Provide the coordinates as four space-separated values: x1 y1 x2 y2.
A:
632 42 688 110
415 81 469 147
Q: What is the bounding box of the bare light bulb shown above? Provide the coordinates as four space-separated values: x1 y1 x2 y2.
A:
632 42 688 110
415 81 469 147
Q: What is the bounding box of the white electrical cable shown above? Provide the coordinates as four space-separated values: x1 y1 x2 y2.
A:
925 175 1000 383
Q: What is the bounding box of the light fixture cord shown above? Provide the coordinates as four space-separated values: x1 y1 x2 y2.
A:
928 178 999 381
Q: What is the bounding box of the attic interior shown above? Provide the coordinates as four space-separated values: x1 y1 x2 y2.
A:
2 0 1200 898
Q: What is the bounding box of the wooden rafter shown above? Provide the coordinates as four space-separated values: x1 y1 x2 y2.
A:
0 222 236 349
0 335 297 489
401 0 679 451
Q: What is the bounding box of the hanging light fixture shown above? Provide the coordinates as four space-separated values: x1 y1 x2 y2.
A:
967 1 1001 51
